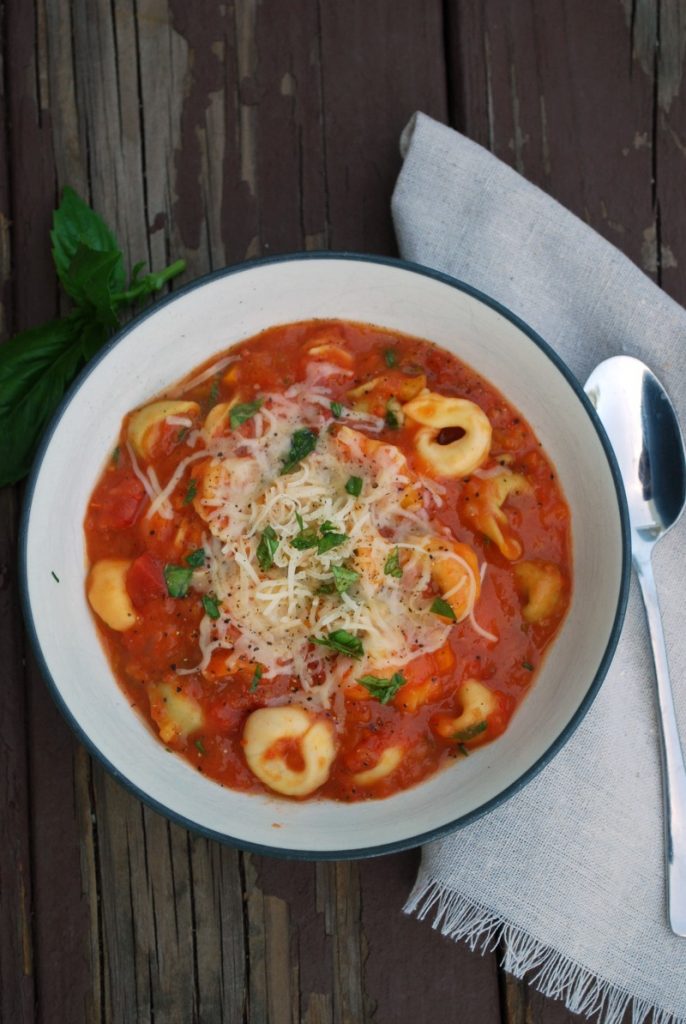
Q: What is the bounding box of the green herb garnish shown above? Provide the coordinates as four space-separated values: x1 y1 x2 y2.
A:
202 595 221 620
522 661 534 672
385 401 400 429
280 427 318 474
249 664 263 693
453 721 487 742
317 531 347 555
457 743 470 757
357 671 406 704
345 475 363 497
230 398 263 430
310 629 364 660
384 348 397 368
51 571 60 583
430 597 457 621
384 546 403 578
164 564 193 598
331 564 359 594
0 186 185 487
208 379 219 405
257 525 279 571
195 738 206 755
112 446 120 466
185 548 206 568
176 426 189 442
330 401 343 418
183 479 197 505
292 529 319 550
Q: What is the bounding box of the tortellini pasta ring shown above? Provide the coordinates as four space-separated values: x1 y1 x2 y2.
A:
434 679 498 740
403 393 492 478
465 471 531 560
127 400 200 458
148 682 204 745
243 706 336 797
421 536 481 622
87 558 136 631
514 561 564 623
352 745 403 787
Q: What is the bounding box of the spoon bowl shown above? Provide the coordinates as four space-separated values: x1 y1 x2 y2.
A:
585 355 686 936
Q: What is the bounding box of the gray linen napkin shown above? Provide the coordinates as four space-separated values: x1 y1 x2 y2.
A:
392 113 686 1024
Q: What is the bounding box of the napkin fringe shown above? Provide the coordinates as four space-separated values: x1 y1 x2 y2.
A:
405 878 685 1024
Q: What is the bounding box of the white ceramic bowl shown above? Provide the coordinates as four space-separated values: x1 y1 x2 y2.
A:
21 255 630 858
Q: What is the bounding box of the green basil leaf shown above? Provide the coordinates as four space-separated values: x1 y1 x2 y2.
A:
430 596 457 621
291 530 319 550
202 594 221 619
257 525 279 571
164 564 193 598
384 547 403 579
385 400 400 430
0 315 90 487
330 401 343 418
51 186 125 296
453 721 487 742
384 348 397 368
183 479 197 505
195 738 206 754
357 671 406 704
112 446 120 466
280 427 317 474
249 664 263 693
63 244 121 326
345 475 363 497
317 531 347 555
230 398 263 430
522 661 534 671
331 565 359 594
185 548 206 568
310 629 364 660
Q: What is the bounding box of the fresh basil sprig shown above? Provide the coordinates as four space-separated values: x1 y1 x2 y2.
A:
357 671 406 704
310 629 364 660
0 187 185 487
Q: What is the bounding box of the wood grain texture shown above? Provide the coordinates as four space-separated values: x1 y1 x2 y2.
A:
1 1 680 1022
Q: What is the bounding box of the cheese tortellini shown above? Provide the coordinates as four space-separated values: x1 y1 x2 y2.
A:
463 470 531 559
514 561 564 623
148 682 204 746
420 536 481 622
87 558 136 631
403 393 492 478
352 745 403 787
128 400 200 457
243 706 336 797
435 679 498 741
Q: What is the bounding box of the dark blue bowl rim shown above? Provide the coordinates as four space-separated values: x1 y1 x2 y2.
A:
20 251 632 861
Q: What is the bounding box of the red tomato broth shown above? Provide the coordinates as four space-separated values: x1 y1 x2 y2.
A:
83 319 572 801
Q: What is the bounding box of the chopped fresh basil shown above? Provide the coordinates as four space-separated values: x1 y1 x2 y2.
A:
430 596 457 621
319 520 338 534
317 531 347 555
292 528 319 550
208 379 219 405
453 721 487 742
331 564 359 594
345 475 363 497
457 743 470 757
164 564 193 598
176 426 189 442
310 629 364 660
385 399 400 430
183 479 197 505
384 546 403 578
280 427 317 474
202 594 220 620
357 671 406 704
111 445 120 465
185 548 206 568
249 664 263 693
257 525 279 571
316 582 337 595
230 398 263 430
384 348 397 368
522 660 534 672
330 400 343 418
195 738 206 755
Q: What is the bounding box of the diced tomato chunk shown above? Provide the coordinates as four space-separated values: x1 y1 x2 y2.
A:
126 553 167 607
90 474 146 531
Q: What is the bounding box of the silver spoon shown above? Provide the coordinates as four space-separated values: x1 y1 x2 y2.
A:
585 355 686 936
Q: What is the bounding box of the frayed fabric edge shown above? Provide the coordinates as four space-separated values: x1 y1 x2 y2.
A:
404 878 685 1024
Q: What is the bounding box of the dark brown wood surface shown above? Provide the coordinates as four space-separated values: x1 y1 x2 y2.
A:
1 2 682 1021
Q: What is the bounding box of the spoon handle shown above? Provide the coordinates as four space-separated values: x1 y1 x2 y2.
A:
634 549 686 937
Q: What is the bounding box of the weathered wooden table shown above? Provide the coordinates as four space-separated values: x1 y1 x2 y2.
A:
2 2 683 1021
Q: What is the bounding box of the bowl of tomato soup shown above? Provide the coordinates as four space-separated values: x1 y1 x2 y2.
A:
21 254 629 857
